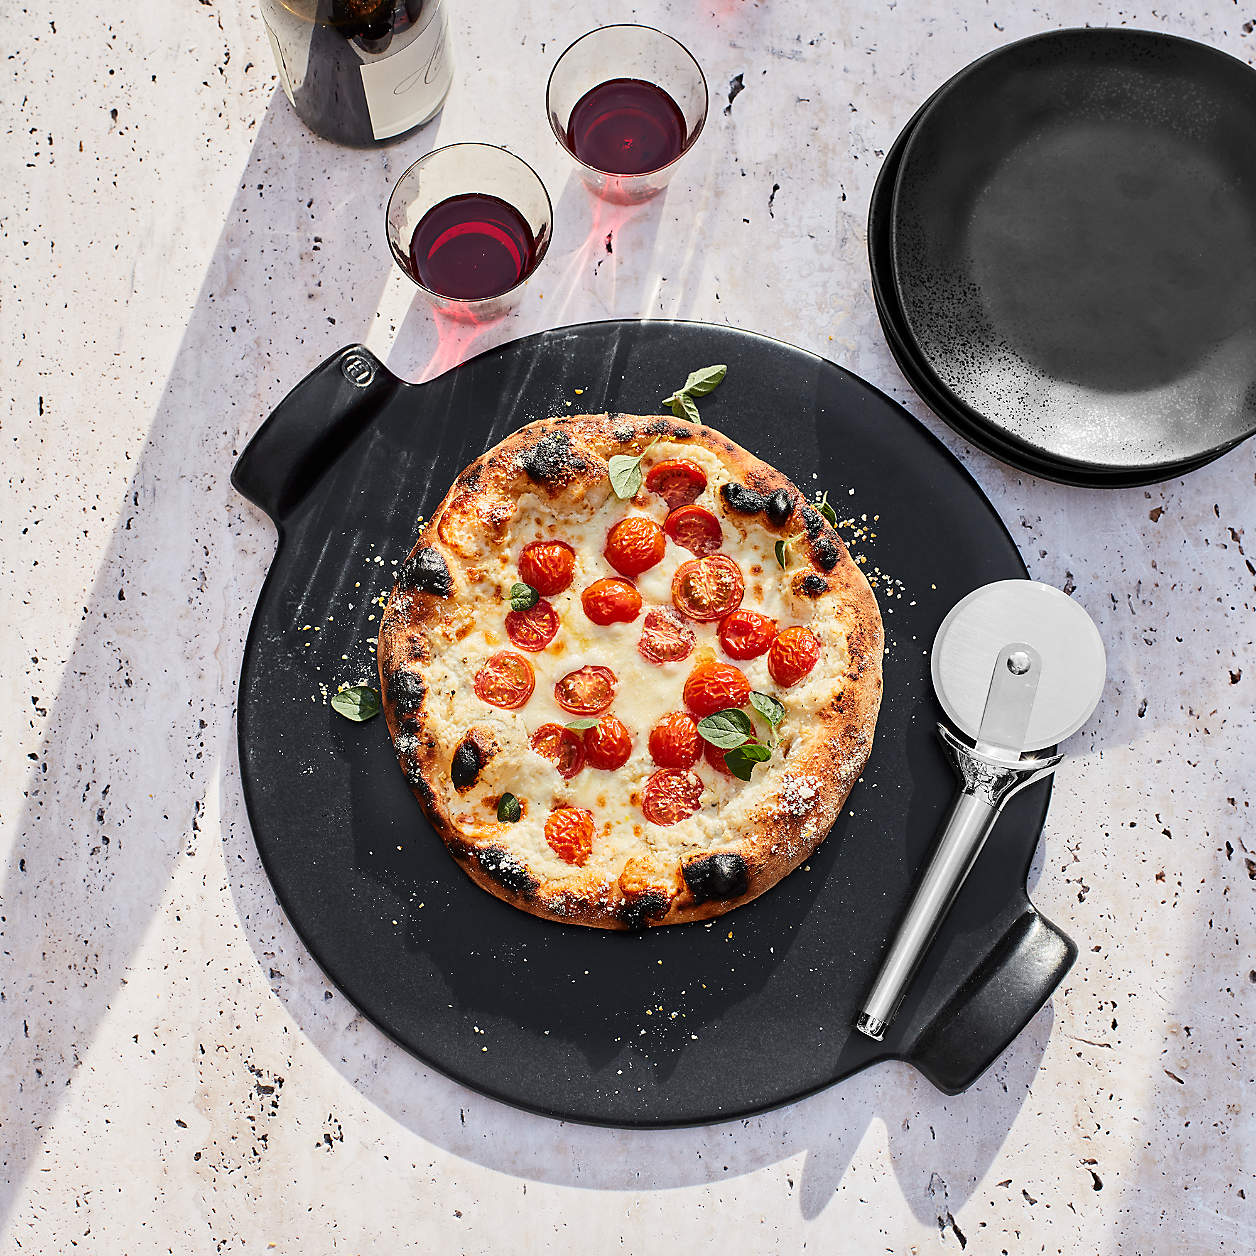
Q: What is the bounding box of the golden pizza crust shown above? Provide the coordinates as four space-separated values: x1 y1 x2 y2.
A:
378 413 883 929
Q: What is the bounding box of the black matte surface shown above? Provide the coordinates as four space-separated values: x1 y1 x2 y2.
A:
889 28 1256 476
233 322 1074 1125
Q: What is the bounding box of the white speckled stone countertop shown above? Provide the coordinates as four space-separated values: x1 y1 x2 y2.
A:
2 1 1252 1252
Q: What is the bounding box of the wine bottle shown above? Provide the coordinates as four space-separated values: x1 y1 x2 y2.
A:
260 1 452 147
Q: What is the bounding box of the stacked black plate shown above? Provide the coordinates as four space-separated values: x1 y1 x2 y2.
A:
869 28 1256 486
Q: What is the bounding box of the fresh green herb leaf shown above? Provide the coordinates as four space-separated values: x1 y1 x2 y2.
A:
564 717 599 730
724 742 772 781
749 691 785 727
774 538 789 570
817 491 839 528
681 364 727 397
497 792 522 823
671 392 701 423
330 685 381 722
510 581 539 611
697 708 755 749
608 452 644 500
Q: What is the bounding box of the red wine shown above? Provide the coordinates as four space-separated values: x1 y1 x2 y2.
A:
566 78 687 175
409 194 538 300
260 1 451 147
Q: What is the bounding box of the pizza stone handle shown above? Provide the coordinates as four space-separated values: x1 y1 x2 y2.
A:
231 345 400 522
906 907 1078 1095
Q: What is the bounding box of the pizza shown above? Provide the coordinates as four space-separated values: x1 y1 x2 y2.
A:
377 412 883 929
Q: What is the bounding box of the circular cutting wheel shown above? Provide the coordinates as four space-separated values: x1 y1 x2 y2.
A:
931 581 1106 752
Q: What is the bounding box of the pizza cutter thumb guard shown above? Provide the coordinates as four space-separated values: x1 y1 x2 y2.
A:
856 581 1106 1041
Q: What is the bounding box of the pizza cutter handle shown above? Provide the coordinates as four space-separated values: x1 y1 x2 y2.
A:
231 345 400 522
855 726 1062 1041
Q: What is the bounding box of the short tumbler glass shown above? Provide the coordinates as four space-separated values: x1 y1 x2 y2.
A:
386 142 553 321
547 25 708 205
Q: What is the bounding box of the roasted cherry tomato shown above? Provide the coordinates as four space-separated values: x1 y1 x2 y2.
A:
648 711 701 769
641 769 703 826
545 806 595 865
672 554 745 622
530 723 586 778
504 599 559 652
703 737 736 778
637 606 696 664
718 609 777 660
518 540 576 596
473 651 535 709
683 659 751 718
604 516 666 576
645 459 707 509
664 505 722 557
584 713 633 770
768 625 822 688
581 577 643 625
554 665 617 715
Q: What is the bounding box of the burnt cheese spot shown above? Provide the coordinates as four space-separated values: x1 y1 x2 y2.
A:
811 534 842 572
397 546 452 598
765 489 793 525
520 431 589 485
386 669 426 716
450 738 483 791
800 574 828 597
682 852 749 903
720 483 767 514
474 845 537 897
617 892 669 931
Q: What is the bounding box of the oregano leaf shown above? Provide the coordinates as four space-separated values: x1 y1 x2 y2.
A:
564 718 598 730
697 708 754 749
673 393 701 423
330 686 381 722
608 452 645 500
510 581 539 611
817 493 839 527
774 538 789 570
497 792 521 823
749 691 785 726
724 742 771 780
682 364 727 397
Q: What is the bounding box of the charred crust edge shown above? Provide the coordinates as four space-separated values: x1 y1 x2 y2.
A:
811 534 842 572
472 844 538 898
616 891 670 931
385 669 426 717
519 430 592 485
397 545 452 598
682 852 750 903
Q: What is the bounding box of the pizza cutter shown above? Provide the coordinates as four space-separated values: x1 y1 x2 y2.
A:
855 580 1106 1041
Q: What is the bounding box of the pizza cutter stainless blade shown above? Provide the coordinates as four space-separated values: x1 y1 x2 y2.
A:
856 580 1106 1041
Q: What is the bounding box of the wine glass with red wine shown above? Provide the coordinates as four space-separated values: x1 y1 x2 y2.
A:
547 25 708 204
386 143 553 320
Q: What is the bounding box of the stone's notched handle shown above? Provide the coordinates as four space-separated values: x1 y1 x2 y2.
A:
231 344 400 522
908 907 1078 1095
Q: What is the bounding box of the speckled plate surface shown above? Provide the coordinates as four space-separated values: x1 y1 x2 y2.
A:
231 321 1076 1126
890 28 1256 477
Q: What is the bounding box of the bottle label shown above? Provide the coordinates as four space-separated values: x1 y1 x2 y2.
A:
358 10 452 140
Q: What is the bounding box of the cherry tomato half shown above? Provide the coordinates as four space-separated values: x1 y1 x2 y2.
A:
648 711 701 769
664 505 722 557
604 516 666 577
505 599 559 652
582 578 642 626
718 609 777 660
554 665 618 716
545 806 594 866
645 459 707 509
641 769 703 826
672 554 745 622
518 540 575 596
683 659 751 718
530 723 586 778
637 606 696 664
768 626 822 688
473 651 535 709
584 714 633 770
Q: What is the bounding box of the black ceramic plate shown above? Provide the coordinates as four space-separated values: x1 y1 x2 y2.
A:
890 28 1256 476
232 321 1076 1126
868 94 1226 488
